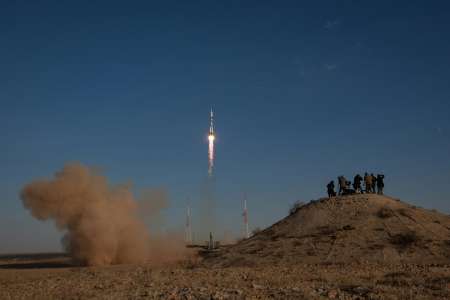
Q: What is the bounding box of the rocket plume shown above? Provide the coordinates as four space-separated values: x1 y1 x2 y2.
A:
208 134 215 176
208 108 215 177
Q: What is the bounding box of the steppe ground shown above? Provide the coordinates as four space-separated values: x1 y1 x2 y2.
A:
3 195 450 299
1 253 450 299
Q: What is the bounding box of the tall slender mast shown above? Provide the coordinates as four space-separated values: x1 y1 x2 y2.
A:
185 203 192 245
243 193 250 239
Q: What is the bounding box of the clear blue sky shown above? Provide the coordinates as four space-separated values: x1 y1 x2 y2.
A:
1 1 450 252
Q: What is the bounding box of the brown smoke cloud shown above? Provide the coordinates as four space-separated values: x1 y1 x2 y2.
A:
20 163 191 266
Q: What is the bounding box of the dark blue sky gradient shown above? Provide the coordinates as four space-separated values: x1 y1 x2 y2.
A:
1 1 450 252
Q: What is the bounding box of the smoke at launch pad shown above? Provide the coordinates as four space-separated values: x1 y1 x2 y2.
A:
20 163 191 266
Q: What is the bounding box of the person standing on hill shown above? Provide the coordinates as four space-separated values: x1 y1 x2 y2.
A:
364 172 372 193
327 181 336 198
371 173 377 194
353 174 363 193
377 174 385 195
338 176 346 195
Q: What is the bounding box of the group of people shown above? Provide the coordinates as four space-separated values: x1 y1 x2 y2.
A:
326 173 385 198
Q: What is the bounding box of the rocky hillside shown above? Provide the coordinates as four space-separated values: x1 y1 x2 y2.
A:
206 195 450 267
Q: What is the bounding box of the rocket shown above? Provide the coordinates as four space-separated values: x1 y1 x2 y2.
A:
209 108 215 136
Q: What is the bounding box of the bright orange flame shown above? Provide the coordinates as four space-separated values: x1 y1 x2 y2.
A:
208 134 215 176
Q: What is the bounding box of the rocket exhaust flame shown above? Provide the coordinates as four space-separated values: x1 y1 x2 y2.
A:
208 135 215 176
208 108 215 177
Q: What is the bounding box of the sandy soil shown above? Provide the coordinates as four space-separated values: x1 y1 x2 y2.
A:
0 253 450 299
2 195 450 299
207 195 450 267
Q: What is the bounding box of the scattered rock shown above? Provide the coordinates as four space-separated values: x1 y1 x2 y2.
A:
327 289 338 298
252 283 264 290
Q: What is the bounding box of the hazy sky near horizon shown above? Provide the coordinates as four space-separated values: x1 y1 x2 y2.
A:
1 1 450 253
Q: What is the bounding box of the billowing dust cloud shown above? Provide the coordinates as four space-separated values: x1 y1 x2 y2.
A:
20 163 190 266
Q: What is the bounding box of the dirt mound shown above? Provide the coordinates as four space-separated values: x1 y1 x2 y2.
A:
206 195 450 267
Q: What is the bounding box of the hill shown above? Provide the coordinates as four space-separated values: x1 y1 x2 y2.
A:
206 194 450 267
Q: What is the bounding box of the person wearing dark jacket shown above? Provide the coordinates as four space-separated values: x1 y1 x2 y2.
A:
364 173 372 193
371 173 377 194
353 174 363 193
377 174 385 195
338 176 346 195
327 181 336 198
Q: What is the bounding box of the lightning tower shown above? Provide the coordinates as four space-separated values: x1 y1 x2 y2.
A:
185 203 192 245
243 193 250 239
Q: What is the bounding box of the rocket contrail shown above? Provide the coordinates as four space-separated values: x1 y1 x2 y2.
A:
208 108 215 177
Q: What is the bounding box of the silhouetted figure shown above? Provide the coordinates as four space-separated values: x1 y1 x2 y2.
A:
338 176 346 195
371 173 377 194
377 174 385 195
327 181 336 198
353 174 363 193
364 173 372 193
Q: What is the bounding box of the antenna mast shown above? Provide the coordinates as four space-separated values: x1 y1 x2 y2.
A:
243 193 250 239
185 203 192 245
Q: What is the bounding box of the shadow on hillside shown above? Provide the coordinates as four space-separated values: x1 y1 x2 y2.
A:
0 261 74 269
0 253 76 269
0 252 68 261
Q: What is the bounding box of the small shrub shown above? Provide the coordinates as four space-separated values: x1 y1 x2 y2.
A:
243 246 262 255
306 249 315 256
225 257 256 268
389 232 419 248
235 237 246 243
289 200 306 215
342 225 355 231
292 240 302 247
377 207 394 219
317 225 336 235
251 227 261 236
384 272 409 278
368 244 384 250
397 208 409 217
